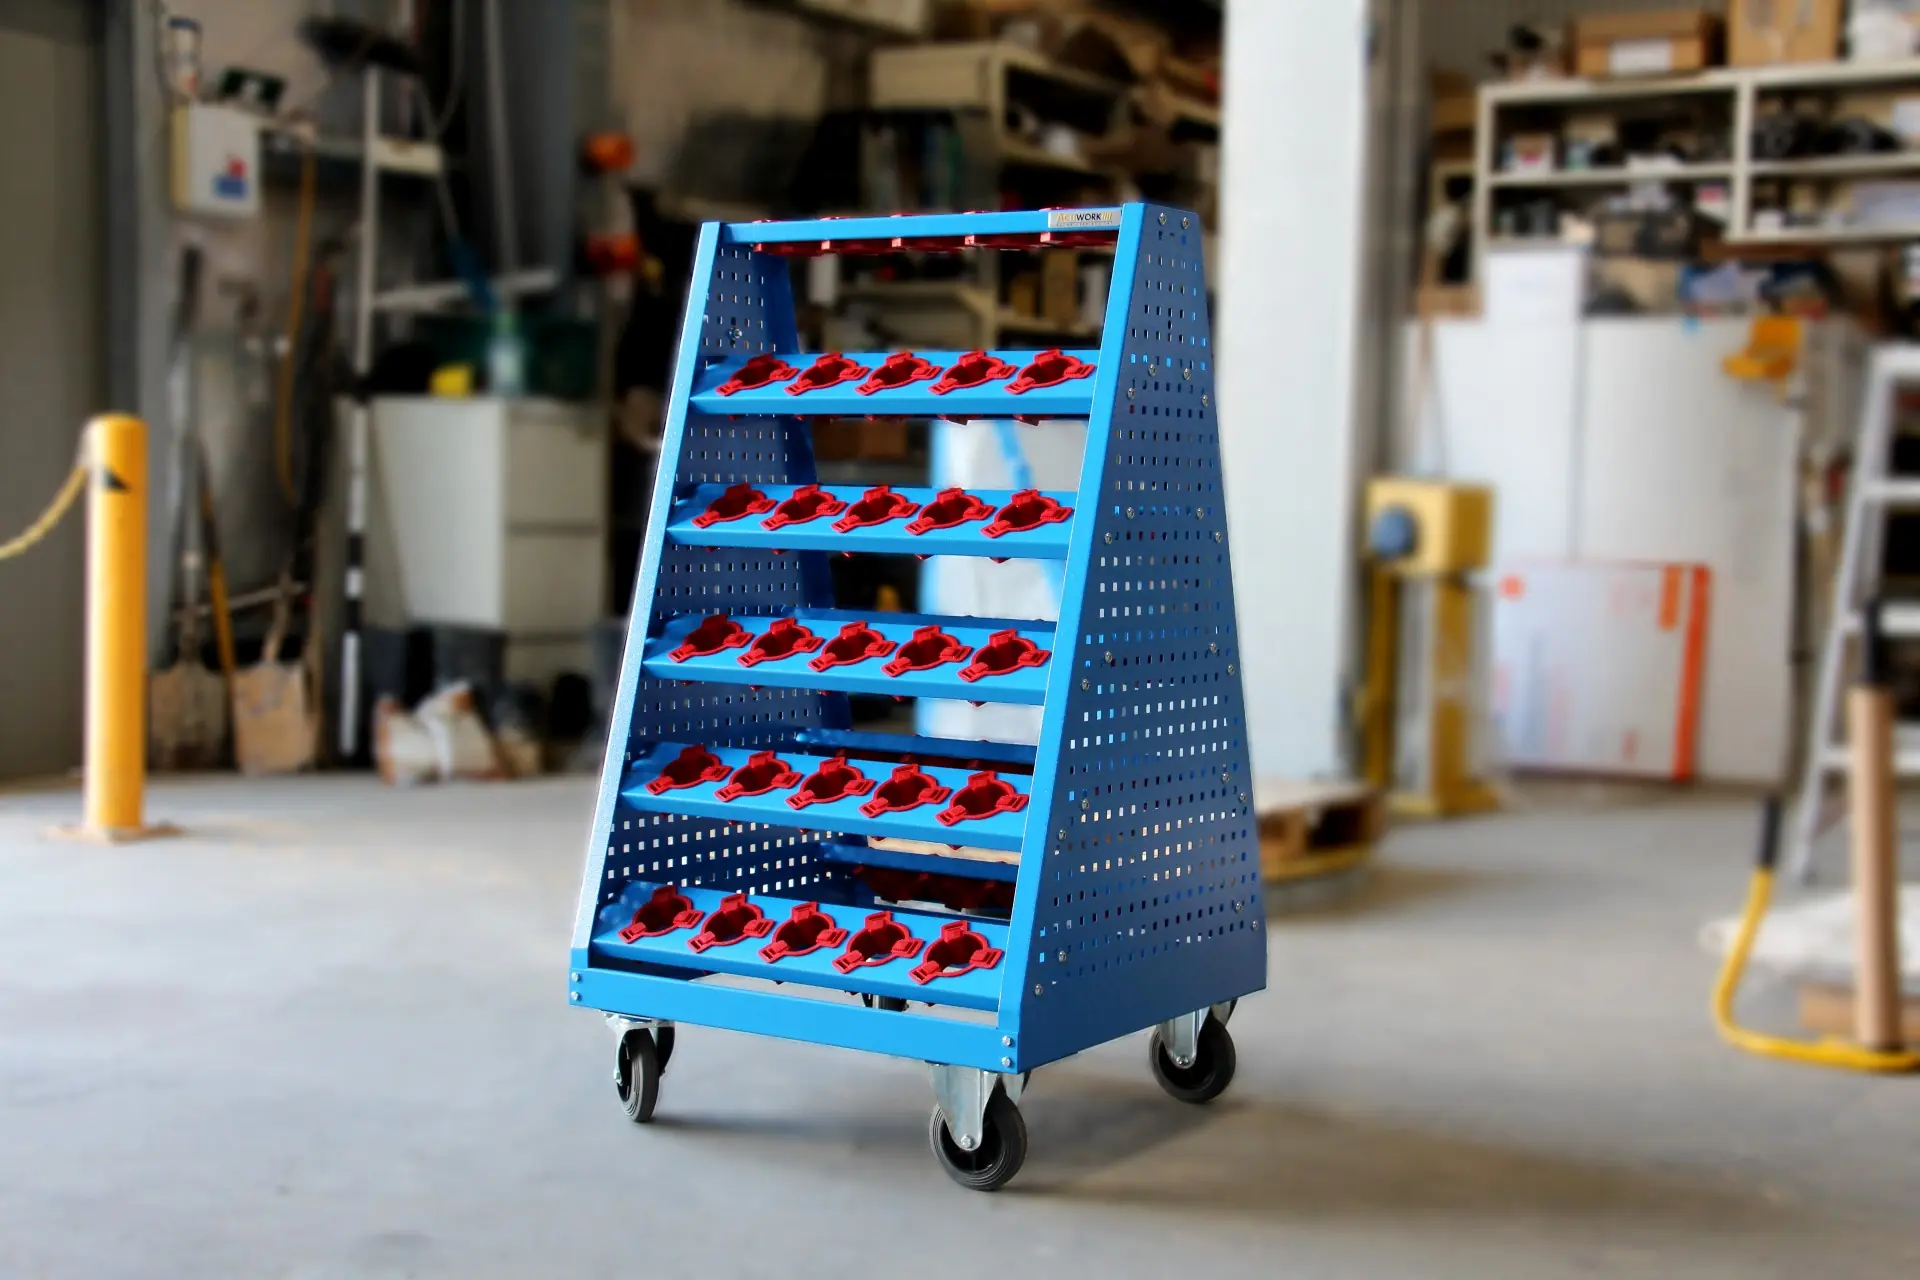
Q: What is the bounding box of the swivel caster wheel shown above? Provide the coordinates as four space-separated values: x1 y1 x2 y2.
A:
1149 1014 1236 1105
929 1086 1026 1192
614 1029 662 1124
860 993 908 1012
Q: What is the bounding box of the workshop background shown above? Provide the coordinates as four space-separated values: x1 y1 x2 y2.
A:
3 0 1919 1276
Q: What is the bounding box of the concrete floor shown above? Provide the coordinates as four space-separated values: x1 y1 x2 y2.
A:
2 776 1917 1279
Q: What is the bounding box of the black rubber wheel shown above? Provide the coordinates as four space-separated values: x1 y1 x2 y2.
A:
615 1030 661 1124
860 993 909 1012
654 1024 676 1073
929 1087 1027 1192
1148 1016 1236 1105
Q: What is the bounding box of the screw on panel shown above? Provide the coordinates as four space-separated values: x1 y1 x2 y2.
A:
1081 678 1090 690
1125 507 1135 519
1058 950 1068 962
1227 663 1236 674
1148 363 1158 377
1104 652 1114 664
1195 507 1206 519
1158 211 1167 225
1127 387 1135 399
1234 900 1244 912
1202 394 1210 407
1002 1035 1014 1046
729 326 743 342
1182 215 1191 229
1208 643 1218 655
1238 792 1248 803
1057 828 1067 841
1220 770 1231 783
570 992 581 1001
571 972 581 982
1080 798 1089 811
1104 532 1114 543
1215 531 1223 542
1183 368 1192 381
1034 984 1044 996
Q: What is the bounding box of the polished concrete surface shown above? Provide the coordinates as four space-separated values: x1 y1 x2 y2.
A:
3 776 1916 1278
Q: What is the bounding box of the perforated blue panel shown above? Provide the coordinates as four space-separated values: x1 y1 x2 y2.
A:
1003 205 1265 1066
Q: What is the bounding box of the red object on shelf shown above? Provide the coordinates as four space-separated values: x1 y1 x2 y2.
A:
645 744 734 795
758 901 850 963
616 884 705 943
909 920 1005 985
1007 348 1095 394
981 489 1073 539
785 352 872 395
855 351 942 395
670 614 752 661
785 755 876 809
831 910 926 973
714 352 800 396
738 617 823 667
687 892 776 952
903 487 995 535
880 625 972 677
856 866 1015 913
714 749 802 800
692 483 778 528
831 485 921 533
956 629 1050 682
808 621 898 673
761 483 848 529
935 770 1030 826
858 763 953 818
928 349 1016 395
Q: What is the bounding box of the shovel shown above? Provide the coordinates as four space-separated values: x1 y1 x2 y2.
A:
150 450 228 770
231 577 317 775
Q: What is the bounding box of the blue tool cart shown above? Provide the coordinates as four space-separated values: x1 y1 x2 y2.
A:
569 203 1265 1191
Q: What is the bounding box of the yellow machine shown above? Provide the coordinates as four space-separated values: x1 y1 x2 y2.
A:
1357 477 1501 817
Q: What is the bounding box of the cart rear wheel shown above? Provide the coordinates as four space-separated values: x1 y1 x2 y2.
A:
615 1031 661 1124
929 1086 1026 1192
860 993 908 1012
1149 1016 1236 1105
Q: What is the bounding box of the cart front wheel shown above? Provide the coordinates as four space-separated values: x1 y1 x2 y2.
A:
615 1030 661 1124
1149 1016 1236 1105
928 1087 1026 1192
860 993 908 1012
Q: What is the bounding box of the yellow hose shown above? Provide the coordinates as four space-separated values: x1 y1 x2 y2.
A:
0 440 88 562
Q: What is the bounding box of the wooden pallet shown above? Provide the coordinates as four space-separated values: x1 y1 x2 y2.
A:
1255 778 1384 883
1798 982 1920 1046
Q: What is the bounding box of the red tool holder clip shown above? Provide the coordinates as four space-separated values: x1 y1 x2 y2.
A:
687 892 776 952
904 488 995 535
785 755 876 809
981 489 1073 538
1007 348 1095 394
856 351 942 395
935 770 1030 826
785 352 872 395
808 621 898 672
738 618 823 667
880 625 973 676
858 763 953 818
761 483 848 529
714 353 799 396
692 483 778 528
670 614 752 661
616 884 705 943
909 920 1005 985
928 349 1016 395
646 744 733 795
956 629 1050 682
831 485 921 533
714 749 802 800
832 910 925 973
758 901 849 963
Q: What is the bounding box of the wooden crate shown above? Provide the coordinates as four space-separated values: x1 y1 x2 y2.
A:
1256 778 1383 883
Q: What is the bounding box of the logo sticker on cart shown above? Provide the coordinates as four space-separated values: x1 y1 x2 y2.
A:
1046 208 1121 230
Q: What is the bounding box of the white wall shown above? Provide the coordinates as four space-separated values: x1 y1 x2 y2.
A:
1219 0 1375 780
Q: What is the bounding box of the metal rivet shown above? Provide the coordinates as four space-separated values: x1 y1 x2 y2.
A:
958 1134 977 1149
1252 919 1262 931
1104 651 1115 665
1234 900 1244 912
1195 507 1205 519
1081 678 1090 690
1182 215 1191 230
1158 211 1167 225
1201 394 1209 408
1057 828 1067 841
570 972 581 982
1227 663 1236 674
1221 770 1231 784
1125 507 1135 519
1148 363 1158 378
1002 1035 1013 1047
570 992 581 1001
729 326 743 342
1058 950 1068 962
1238 792 1248 803
1104 531 1114 543
1208 642 1218 655
1183 367 1191 380
1127 386 1135 399
1001 1056 1014 1068
1080 798 1090 811
1214 530 1223 542
1034 984 1045 996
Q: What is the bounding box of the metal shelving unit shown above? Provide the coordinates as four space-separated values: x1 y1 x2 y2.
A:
569 203 1265 1191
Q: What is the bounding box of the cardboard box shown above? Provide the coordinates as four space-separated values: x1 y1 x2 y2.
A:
1573 10 1723 78
1041 251 1080 327
1728 0 1842 66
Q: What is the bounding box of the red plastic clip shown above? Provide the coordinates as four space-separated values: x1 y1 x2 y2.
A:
645 744 733 795
935 770 1030 826
855 351 942 395
909 920 1005 984
714 353 799 396
880 625 973 677
928 350 1016 395
714 749 802 800
831 485 921 533
808 621 898 672
1007 348 1096 394
738 618 823 667
692 483 778 528
831 910 926 973
903 487 995 535
858 762 953 818
786 755 876 809
687 892 775 952
785 352 872 395
981 489 1073 539
758 901 850 963
762 483 848 529
956 629 1051 682
670 614 752 661
616 885 705 943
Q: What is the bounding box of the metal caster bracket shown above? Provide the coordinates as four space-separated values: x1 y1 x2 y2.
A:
929 1064 1022 1152
605 1013 672 1040
1157 1009 1207 1070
